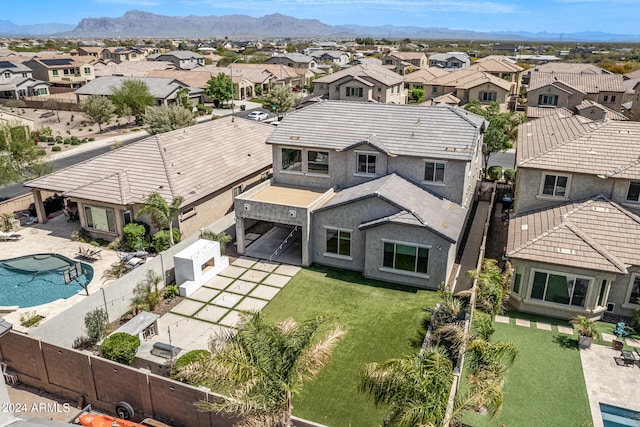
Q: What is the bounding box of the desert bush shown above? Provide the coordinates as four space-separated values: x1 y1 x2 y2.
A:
487 165 503 181
101 333 140 365
85 308 109 346
152 229 181 252
123 222 148 251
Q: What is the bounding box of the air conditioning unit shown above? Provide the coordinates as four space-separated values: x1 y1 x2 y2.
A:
606 302 615 313
288 209 297 218
243 203 251 211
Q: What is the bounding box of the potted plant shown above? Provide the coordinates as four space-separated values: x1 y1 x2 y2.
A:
612 321 628 351
570 315 598 349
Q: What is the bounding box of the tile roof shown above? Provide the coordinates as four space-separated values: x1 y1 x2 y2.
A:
26 117 273 207
469 58 523 73
309 50 348 59
93 60 177 78
519 119 640 178
267 101 487 161
428 69 512 91
157 51 204 60
525 106 574 119
74 76 202 99
625 69 640 80
529 63 607 74
507 196 640 273
315 173 466 243
267 53 314 63
314 64 404 86
388 51 426 61
575 99 629 121
0 60 31 73
429 53 469 62
528 72 624 93
231 63 300 80
432 93 461 105
404 67 449 84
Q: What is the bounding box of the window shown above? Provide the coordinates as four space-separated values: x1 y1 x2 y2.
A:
233 185 244 196
531 271 590 307
84 67 91 74
326 228 351 257
346 87 363 97
424 161 445 183
123 210 133 225
356 153 377 175
452 62 459 67
480 91 496 102
513 272 522 294
628 275 640 304
3 72 9 78
335 85 340 92
52 70 58 76
36 88 47 95
84 206 116 233
282 148 302 172
542 174 568 197
383 241 429 275
603 95 609 102
432 87 438 93
377 87 382 93
611 95 616 102
626 181 640 202
21 72 27 77
307 151 329 174
597 280 608 307
538 94 558 106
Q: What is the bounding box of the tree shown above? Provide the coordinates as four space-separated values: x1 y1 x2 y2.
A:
204 73 233 107
80 95 115 132
0 121 47 185
358 347 454 427
410 88 424 103
175 87 191 110
84 308 109 347
136 191 184 247
200 230 232 251
42 98 60 122
110 79 155 120
464 100 525 169
262 85 294 120
177 312 344 427
144 105 195 135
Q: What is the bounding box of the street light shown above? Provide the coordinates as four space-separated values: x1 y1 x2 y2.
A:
230 58 243 122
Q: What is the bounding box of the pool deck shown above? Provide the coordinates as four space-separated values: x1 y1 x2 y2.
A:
581 343 640 427
0 213 120 331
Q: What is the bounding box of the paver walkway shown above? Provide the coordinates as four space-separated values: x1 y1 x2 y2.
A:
169 257 300 329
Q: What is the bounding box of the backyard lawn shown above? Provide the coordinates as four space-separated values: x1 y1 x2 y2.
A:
260 264 439 427
462 312 593 427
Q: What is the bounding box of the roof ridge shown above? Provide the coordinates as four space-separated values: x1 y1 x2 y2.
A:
117 171 132 205
563 220 628 273
155 134 179 199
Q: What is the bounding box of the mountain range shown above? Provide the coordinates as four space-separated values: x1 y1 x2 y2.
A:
1 10 639 42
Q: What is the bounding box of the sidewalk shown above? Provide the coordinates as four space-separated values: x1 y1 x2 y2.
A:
452 200 492 293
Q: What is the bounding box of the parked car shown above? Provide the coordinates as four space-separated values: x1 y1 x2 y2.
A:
247 111 269 121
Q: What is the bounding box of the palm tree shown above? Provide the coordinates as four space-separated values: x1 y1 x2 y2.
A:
177 311 344 427
136 192 184 247
358 346 454 427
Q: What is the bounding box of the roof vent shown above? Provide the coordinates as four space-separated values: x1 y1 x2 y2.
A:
617 130 631 134
592 206 609 213
521 224 528 231
556 248 576 255
290 136 300 140
445 147 456 152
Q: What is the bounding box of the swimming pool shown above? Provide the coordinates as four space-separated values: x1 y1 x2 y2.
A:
601 402 640 427
0 253 93 308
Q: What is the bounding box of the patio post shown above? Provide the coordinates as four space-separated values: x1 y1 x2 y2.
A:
32 189 47 224
235 217 246 255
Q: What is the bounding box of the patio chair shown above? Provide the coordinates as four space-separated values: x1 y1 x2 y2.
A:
0 232 22 241
1 361 18 385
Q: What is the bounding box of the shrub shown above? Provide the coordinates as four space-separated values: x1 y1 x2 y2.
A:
36 149 46 156
171 349 210 379
71 227 91 242
503 168 516 183
19 311 44 328
101 333 140 365
70 140 81 145
163 285 180 300
88 128 93 132
63 139 71 144
85 308 109 346
487 165 503 181
55 136 63 143
123 222 148 251
200 230 232 251
51 146 61 152
152 228 181 252
81 138 88 143
88 137 95 141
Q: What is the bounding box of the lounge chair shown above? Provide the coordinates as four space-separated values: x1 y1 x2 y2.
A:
75 246 102 260
0 232 22 241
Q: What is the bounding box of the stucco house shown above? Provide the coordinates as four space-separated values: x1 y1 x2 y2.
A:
424 69 512 106
526 72 624 115
312 64 406 104
309 50 350 67
234 101 487 289
507 113 640 320
26 117 274 241
147 51 205 70
470 56 524 95
74 76 203 107
383 52 428 74
23 57 95 88
428 53 470 70
0 60 49 99
101 47 146 63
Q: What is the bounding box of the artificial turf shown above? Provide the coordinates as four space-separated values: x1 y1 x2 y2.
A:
260 264 440 427
462 315 593 427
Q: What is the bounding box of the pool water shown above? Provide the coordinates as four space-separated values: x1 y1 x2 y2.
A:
601 403 640 427
0 253 93 308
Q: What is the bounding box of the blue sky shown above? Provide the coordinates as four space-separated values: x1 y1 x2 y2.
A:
6 0 640 34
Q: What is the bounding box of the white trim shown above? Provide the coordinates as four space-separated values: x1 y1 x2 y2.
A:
381 238 432 249
423 159 447 184
624 272 640 307
280 170 304 175
179 206 196 221
354 150 379 177
379 266 430 279
527 268 594 308
323 252 353 261
538 172 571 198
323 225 353 232
306 172 331 178
625 180 640 203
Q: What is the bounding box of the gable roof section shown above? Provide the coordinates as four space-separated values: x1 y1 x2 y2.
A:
427 69 512 91
315 173 466 243
575 99 629 121
404 67 449 84
518 119 640 178
528 72 624 93
26 117 273 207
530 63 607 74
525 106 574 120
267 101 486 162
314 64 404 86
74 76 201 99
507 196 640 273
469 58 523 73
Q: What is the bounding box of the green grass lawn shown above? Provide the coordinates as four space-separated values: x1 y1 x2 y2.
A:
462 313 592 427
260 264 439 427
